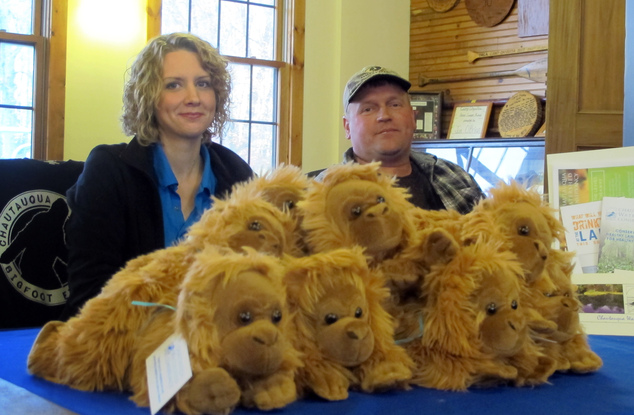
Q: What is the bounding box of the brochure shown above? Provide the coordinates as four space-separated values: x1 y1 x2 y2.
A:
560 201 602 273
547 147 634 210
596 197 634 273
572 270 634 336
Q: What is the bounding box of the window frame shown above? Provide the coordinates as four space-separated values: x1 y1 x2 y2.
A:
1 0 40 159
146 0 305 167
0 0 66 160
45 0 68 160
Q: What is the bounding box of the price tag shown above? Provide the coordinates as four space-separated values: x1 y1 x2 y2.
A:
146 334 193 414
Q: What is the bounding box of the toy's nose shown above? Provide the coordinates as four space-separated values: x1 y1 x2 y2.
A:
364 203 389 219
252 325 279 346
258 232 283 256
346 320 371 341
535 240 548 260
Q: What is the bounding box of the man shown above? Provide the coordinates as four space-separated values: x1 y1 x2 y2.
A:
311 65 484 214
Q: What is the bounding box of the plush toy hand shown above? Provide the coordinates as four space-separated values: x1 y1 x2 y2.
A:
563 335 603 373
477 359 519 381
241 370 297 410
381 258 421 292
420 229 459 266
304 362 354 401
359 359 412 392
525 308 557 334
177 368 241 415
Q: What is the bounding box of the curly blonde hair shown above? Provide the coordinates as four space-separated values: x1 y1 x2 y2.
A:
121 33 231 145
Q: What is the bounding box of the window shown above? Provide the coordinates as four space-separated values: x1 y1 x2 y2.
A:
0 0 66 160
412 138 546 194
0 0 46 159
149 0 304 173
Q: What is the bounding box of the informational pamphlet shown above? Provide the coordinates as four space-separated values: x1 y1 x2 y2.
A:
547 147 634 210
560 201 602 273
573 270 634 336
597 197 634 273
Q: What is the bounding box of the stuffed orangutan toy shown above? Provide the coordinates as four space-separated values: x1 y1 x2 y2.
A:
28 246 302 414
299 162 418 263
27 179 304 413
242 164 308 228
299 162 459 341
212 164 309 256
283 246 413 401
185 166 303 258
407 240 557 390
463 182 602 374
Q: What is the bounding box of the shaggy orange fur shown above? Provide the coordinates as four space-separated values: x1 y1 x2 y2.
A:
408 240 556 390
28 171 306 412
299 162 418 262
299 162 459 341
284 247 413 400
462 182 601 374
185 174 300 257
214 164 309 256
29 247 303 414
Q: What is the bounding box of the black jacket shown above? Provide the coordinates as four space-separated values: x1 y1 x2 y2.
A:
61 138 253 319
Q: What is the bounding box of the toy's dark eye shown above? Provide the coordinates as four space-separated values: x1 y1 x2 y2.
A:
285 200 295 210
376 196 385 204
518 225 530 236
511 300 518 310
325 313 339 325
351 206 362 217
248 221 261 231
486 303 497 315
239 311 252 324
354 307 363 318
271 309 282 324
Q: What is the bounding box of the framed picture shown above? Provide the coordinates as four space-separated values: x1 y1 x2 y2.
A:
410 92 442 140
447 102 493 139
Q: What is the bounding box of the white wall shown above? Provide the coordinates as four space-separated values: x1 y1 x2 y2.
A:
301 0 411 172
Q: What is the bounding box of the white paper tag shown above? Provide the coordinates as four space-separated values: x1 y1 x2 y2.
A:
146 333 193 415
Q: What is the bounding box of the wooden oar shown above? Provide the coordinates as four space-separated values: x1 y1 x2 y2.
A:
418 58 547 87
467 45 548 63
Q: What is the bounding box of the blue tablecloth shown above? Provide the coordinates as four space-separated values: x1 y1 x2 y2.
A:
1 328 633 415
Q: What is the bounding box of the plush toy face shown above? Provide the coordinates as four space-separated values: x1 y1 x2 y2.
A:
226 214 288 257
284 248 383 368
325 179 404 258
185 180 300 257
261 185 303 221
493 202 552 283
475 270 526 357
212 270 287 376
313 282 374 367
538 251 580 337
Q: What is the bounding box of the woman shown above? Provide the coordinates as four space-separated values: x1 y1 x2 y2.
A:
61 33 253 319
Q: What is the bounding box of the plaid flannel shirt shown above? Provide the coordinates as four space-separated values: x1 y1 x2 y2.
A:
337 147 485 214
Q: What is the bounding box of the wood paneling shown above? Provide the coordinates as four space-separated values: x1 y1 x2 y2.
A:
410 0 547 104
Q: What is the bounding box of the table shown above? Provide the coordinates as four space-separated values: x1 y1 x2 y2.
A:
1 328 633 415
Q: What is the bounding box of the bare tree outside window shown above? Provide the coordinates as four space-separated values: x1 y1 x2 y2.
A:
0 0 45 159
161 0 280 174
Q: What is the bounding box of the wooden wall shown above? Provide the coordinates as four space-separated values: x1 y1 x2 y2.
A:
409 0 548 137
